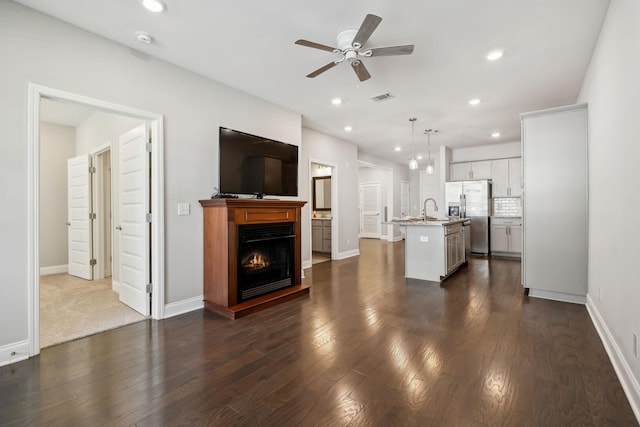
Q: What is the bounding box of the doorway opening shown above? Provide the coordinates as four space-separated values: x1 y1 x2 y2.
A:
28 84 165 356
357 162 395 242
309 160 337 264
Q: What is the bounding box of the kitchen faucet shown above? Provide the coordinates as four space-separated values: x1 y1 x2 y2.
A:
423 198 438 219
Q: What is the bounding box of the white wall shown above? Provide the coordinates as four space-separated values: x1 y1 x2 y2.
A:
39 122 75 270
0 2 301 355
76 110 143 155
577 0 640 413
451 141 521 163
301 128 359 264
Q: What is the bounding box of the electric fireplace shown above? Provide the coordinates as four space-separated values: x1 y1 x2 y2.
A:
237 222 294 302
199 198 309 319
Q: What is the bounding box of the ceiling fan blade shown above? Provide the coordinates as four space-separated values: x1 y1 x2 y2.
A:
295 39 337 53
352 14 382 47
306 61 338 78
368 45 415 57
351 60 371 82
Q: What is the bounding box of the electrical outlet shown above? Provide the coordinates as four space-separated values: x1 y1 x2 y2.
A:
347 239 351 245
420 236 429 242
634 333 638 359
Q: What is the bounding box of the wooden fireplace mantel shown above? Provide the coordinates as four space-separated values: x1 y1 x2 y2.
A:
199 198 309 319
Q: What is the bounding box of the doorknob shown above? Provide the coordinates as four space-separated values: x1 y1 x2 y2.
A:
65 222 70 226
115 225 122 230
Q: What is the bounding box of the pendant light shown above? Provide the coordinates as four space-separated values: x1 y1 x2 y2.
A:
424 128 438 175
408 118 418 170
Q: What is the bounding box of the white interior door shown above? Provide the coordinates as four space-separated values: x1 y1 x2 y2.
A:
67 154 93 280
360 182 381 238
117 124 150 316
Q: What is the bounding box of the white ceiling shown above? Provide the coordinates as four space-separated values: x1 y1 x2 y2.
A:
16 0 610 165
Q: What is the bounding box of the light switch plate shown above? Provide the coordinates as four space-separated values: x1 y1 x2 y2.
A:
177 203 190 216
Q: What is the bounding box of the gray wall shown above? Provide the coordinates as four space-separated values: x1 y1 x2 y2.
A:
578 0 640 402
39 122 75 270
301 127 359 264
0 2 301 354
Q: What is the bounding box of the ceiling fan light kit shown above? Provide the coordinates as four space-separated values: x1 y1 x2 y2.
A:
295 14 415 82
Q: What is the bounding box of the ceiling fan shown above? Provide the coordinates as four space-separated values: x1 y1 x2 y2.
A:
295 14 414 82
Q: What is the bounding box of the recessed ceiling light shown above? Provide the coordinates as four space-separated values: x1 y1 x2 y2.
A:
491 132 501 138
344 125 353 132
394 146 401 152
469 98 481 106
417 155 423 160
486 49 504 61
142 0 166 13
136 31 153 44
331 98 343 105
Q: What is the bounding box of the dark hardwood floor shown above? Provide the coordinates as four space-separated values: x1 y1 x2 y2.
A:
1 239 637 426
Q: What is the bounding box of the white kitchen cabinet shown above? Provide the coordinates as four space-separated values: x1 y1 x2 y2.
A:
521 103 587 302
491 217 521 255
450 160 491 181
509 159 522 196
491 158 522 197
312 219 331 254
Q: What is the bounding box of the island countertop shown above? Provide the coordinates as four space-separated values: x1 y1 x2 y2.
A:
386 218 468 227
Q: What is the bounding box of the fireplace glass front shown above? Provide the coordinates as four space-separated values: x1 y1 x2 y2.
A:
237 222 295 302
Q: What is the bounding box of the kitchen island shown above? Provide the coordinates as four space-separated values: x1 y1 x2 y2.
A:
394 218 467 282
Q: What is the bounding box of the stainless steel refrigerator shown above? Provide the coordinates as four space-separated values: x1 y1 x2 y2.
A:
445 180 492 254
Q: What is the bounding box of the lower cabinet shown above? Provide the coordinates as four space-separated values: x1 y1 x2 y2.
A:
445 223 464 275
312 219 331 254
491 217 522 255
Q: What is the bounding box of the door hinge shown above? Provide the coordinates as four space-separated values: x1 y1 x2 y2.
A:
89 166 96 174
146 213 152 223
90 259 97 266
89 212 96 219
146 283 153 293
145 142 152 152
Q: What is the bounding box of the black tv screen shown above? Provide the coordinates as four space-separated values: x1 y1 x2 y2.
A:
218 127 299 197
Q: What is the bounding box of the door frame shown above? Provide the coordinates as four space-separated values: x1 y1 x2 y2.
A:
27 83 165 356
91 142 112 281
308 158 338 260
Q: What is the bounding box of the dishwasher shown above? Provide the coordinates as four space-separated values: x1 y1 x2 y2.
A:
462 219 471 261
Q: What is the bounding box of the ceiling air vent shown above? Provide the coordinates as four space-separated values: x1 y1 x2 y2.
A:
371 93 394 102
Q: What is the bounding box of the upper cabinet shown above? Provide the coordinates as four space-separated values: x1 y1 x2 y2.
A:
450 160 491 181
491 158 522 197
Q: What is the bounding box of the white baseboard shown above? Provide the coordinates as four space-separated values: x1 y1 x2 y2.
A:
39 264 68 275
302 260 312 270
164 296 204 318
388 235 404 242
335 249 360 260
528 288 586 304
586 295 640 422
0 340 30 367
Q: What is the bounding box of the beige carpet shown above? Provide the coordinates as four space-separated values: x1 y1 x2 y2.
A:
40 274 147 348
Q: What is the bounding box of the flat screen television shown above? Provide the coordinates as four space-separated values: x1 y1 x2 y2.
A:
218 127 298 197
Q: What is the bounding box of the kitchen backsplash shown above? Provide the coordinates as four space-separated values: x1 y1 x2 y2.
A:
493 197 522 217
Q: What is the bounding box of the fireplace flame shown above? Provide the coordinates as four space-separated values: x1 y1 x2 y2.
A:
244 253 271 270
